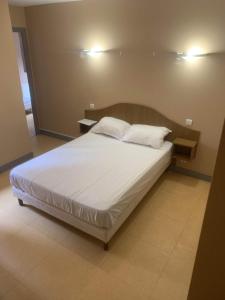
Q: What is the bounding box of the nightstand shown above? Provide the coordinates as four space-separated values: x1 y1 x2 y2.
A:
78 119 97 134
173 137 198 163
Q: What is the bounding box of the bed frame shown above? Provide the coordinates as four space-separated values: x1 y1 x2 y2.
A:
17 103 200 250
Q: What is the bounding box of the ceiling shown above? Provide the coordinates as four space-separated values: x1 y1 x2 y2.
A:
8 0 81 7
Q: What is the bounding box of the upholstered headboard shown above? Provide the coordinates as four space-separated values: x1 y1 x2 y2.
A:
85 103 200 142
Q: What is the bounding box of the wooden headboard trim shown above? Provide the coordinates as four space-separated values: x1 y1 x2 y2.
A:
85 103 200 142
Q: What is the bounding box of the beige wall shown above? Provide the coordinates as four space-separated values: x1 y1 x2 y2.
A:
0 0 31 167
188 120 225 299
25 0 225 176
9 5 27 28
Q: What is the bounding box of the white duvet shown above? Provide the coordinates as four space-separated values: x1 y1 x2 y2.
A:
10 133 172 229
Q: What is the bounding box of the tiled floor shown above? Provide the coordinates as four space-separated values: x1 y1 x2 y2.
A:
0 134 210 300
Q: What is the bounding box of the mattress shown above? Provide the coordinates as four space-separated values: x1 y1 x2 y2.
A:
10 133 172 229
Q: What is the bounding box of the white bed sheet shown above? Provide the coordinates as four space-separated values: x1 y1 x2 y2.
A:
10 133 172 229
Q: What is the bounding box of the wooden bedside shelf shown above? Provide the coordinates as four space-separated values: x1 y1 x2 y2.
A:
78 119 97 134
173 137 198 161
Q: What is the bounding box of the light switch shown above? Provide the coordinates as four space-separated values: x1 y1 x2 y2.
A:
90 103 95 109
185 118 193 126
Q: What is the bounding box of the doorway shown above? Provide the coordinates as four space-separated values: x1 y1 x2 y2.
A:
12 27 39 136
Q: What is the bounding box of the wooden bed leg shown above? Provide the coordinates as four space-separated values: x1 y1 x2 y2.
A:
18 199 24 206
104 242 109 251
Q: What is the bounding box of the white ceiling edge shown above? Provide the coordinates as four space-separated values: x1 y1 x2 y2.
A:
8 0 81 7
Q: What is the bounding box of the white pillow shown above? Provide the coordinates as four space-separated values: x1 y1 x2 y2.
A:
91 117 130 140
122 124 172 149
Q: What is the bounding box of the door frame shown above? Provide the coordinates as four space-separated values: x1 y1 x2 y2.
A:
13 27 39 135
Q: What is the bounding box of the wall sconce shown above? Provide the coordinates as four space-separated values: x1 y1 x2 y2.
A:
81 46 104 58
177 47 205 62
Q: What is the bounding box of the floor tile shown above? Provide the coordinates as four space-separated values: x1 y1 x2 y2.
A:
2 282 39 300
79 269 146 300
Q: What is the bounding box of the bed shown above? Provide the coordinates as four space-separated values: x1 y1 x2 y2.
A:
10 103 200 249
